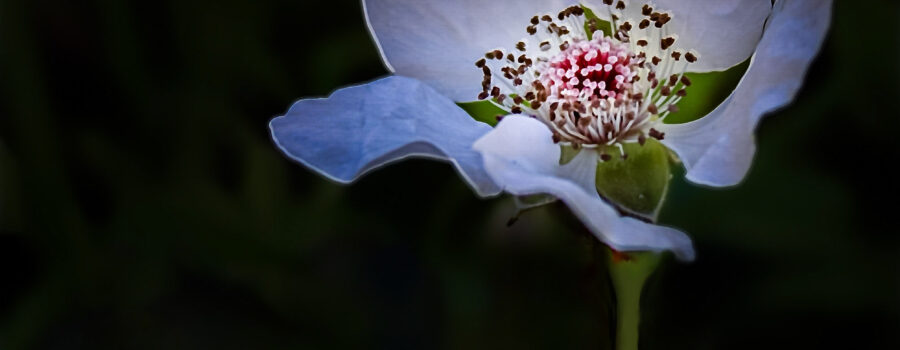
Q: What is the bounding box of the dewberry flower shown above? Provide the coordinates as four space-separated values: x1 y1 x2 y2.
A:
270 0 831 261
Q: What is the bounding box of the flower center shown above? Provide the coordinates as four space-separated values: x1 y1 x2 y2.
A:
475 2 700 157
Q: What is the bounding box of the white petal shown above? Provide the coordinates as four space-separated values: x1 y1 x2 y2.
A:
474 116 695 261
660 0 832 186
270 76 501 197
589 0 771 72
363 0 576 102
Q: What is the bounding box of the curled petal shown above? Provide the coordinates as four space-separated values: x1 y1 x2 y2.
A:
363 0 576 101
587 0 770 72
642 0 772 72
474 116 695 261
661 0 832 187
270 76 501 197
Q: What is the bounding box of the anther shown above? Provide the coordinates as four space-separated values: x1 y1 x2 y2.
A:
648 128 665 140
639 19 650 29
660 37 676 50
685 52 698 63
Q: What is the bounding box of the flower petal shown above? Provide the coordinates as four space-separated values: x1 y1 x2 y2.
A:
270 76 501 197
586 0 770 72
363 0 576 102
660 0 832 186
474 115 695 261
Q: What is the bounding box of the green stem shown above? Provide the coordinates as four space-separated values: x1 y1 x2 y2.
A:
607 250 663 350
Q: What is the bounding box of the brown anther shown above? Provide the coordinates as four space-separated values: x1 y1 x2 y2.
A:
497 94 506 103
650 12 660 21
637 39 648 47
477 91 488 100
671 51 682 60
513 96 524 104
475 58 486 68
511 106 523 114
669 74 678 86
527 26 537 35
524 92 535 100
601 153 612 161
552 134 561 143
676 89 687 97
507 53 515 62
680 76 692 86
616 1 626 10
531 16 540 25
513 78 523 86
541 15 552 22
562 102 571 111
647 104 658 114
685 52 698 63
603 0 613 5
559 41 570 50
516 42 526 51
660 37 676 50
651 56 661 65
550 102 559 111
638 134 647 146
577 118 591 129
482 66 491 75
492 50 503 59
639 19 650 29
648 128 665 140
532 101 542 109
540 41 551 51
661 86 671 96
642 4 653 16
491 86 500 97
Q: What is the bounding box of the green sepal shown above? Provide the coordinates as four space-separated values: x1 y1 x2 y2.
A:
594 139 671 220
581 5 612 40
457 101 506 127
559 145 582 165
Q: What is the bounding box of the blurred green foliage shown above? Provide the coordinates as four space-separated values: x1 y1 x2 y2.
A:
0 0 897 349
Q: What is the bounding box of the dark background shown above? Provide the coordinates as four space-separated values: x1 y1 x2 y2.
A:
1 0 897 349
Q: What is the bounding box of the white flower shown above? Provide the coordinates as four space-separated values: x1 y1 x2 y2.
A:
270 0 831 261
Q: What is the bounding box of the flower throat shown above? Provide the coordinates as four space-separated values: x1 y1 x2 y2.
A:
475 1 699 156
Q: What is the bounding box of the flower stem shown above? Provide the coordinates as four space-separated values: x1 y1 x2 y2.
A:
607 249 663 350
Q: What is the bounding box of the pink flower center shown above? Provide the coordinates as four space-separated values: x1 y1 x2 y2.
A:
542 37 636 100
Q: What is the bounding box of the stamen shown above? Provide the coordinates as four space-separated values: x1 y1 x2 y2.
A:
473 2 700 153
